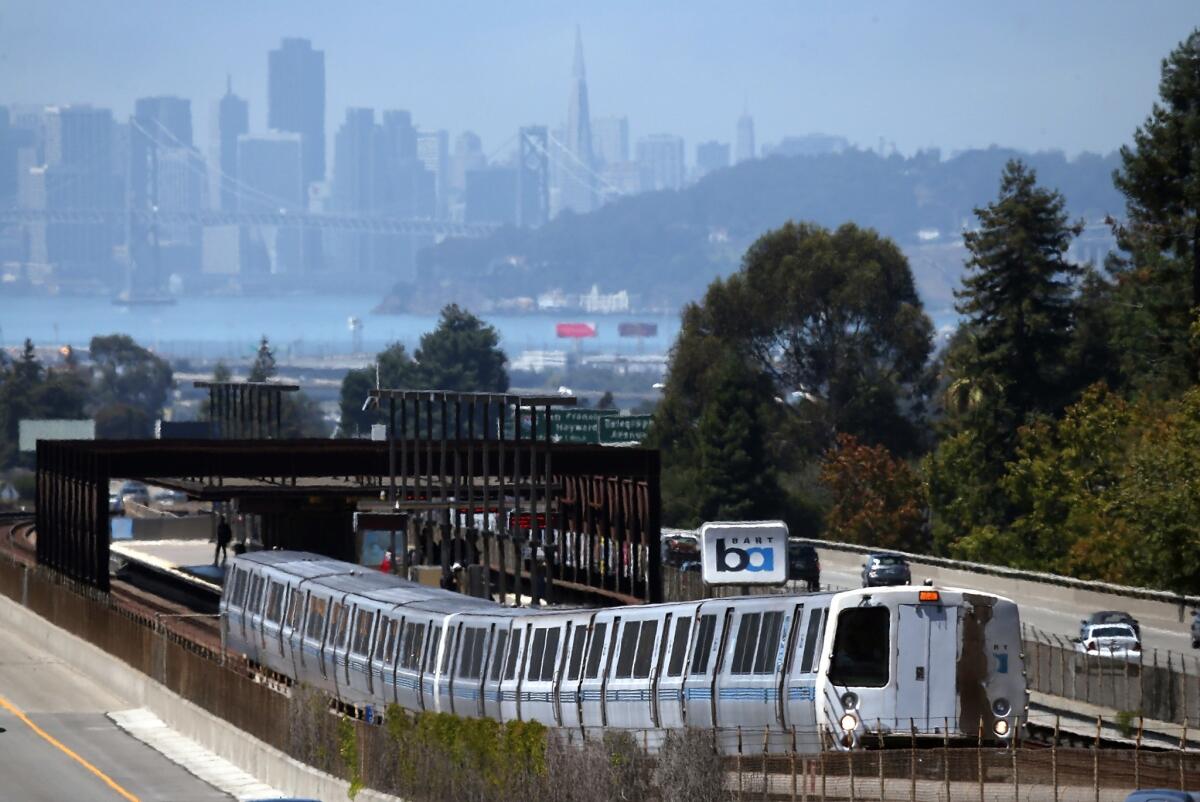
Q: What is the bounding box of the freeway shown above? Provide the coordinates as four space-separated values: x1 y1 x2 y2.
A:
813 547 1200 666
0 603 232 802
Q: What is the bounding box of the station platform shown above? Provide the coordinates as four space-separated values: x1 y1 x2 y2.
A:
110 540 225 610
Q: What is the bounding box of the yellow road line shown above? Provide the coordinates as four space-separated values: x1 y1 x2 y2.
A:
0 694 140 802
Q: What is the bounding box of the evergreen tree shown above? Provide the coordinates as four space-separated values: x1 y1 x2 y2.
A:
248 336 277 382
953 160 1083 433
414 305 508 393
695 355 778 522
1115 28 1200 317
337 342 420 436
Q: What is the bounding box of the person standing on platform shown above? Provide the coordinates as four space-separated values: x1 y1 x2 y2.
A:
215 515 233 565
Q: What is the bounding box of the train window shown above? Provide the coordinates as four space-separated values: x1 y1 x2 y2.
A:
376 619 397 663
286 590 302 630
731 613 761 675
800 609 824 673
352 609 374 655
305 595 327 641
425 625 442 672
615 620 641 679
689 615 718 676
828 607 890 688
633 621 659 679
264 583 284 623
752 611 784 674
246 575 262 614
540 628 561 682
440 629 455 674
334 604 351 648
489 631 509 681
566 626 587 681
526 628 548 681
229 569 247 607
666 618 692 677
583 622 608 679
459 628 487 679
503 631 523 681
400 622 425 670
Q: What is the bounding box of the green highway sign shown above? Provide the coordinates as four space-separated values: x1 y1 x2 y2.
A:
599 414 653 444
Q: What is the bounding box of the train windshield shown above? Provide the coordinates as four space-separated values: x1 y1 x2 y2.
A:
828 606 890 687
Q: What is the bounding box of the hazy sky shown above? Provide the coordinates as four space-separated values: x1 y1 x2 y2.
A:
3 1 1198 162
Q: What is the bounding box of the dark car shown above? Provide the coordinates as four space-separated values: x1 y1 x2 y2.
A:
860 553 911 587
787 541 820 591
1123 791 1200 801
1190 611 1200 649
1080 610 1140 642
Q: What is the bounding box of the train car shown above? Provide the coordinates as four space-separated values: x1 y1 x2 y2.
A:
221 551 1025 753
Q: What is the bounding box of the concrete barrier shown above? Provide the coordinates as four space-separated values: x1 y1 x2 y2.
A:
130 513 212 541
0 588 402 802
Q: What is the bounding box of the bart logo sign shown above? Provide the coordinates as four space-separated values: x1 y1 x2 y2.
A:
700 521 788 585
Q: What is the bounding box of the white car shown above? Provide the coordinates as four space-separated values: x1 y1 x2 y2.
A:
1077 623 1142 662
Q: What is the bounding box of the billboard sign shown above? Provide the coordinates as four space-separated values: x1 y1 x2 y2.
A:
700 520 789 586
618 322 658 337
556 322 597 338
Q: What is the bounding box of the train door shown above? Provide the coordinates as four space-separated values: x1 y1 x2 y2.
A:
578 614 619 731
395 617 426 711
300 591 330 685
714 601 791 737
604 613 663 729
370 614 399 709
346 604 377 703
453 623 489 718
260 578 287 676
656 611 695 729
242 572 264 661
435 619 459 714
498 623 527 721
420 621 444 712
325 597 352 699
556 617 593 729
894 603 958 732
520 621 564 726
680 605 728 729
482 622 509 720
783 603 827 752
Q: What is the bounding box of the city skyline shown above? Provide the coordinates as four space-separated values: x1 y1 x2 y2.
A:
5 2 1199 162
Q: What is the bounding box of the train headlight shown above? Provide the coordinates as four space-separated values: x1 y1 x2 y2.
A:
993 719 1010 737
840 692 859 710
991 698 1011 717
840 713 858 732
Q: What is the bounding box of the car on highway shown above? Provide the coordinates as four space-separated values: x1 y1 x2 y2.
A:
1079 610 1140 642
108 492 123 515
860 553 911 587
1123 791 1200 801
787 541 820 591
1191 611 1200 649
1077 623 1141 662
118 481 150 510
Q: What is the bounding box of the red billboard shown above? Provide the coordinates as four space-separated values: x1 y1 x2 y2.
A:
618 322 658 337
556 322 597 338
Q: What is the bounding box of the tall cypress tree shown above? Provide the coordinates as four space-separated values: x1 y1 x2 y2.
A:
954 160 1083 434
1115 29 1200 317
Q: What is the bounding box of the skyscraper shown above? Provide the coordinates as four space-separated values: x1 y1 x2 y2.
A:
130 96 193 212
331 108 383 273
213 77 248 211
636 134 685 191
451 130 485 197
238 132 304 274
130 96 202 280
694 140 730 179
416 129 449 219
559 26 595 215
268 38 325 189
592 116 628 166
736 110 755 163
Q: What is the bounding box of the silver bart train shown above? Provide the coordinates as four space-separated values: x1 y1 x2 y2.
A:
221 551 1026 752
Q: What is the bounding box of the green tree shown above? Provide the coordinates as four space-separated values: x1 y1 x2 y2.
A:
694 354 779 522
337 342 420 436
596 390 615 410
414 305 508 393
88 334 174 435
248 336 277 382
1114 29 1200 318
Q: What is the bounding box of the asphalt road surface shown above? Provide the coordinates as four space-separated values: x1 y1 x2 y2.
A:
0 615 232 802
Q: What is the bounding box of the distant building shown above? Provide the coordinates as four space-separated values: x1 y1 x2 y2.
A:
580 284 630 314
268 38 325 188
636 134 685 191
237 132 303 274
330 108 384 273
0 107 17 205
130 96 192 213
694 140 730 179
451 130 485 196
592 116 628 166
761 133 849 158
212 76 248 212
464 166 517 225
736 111 755 163
599 161 642 200
417 129 449 219
559 26 596 215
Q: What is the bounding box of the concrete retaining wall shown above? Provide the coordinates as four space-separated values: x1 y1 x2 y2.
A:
0 573 400 802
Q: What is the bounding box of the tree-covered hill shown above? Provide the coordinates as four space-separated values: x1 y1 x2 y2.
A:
392 146 1123 313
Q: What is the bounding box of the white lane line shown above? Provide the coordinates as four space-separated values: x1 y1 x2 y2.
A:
108 708 284 802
